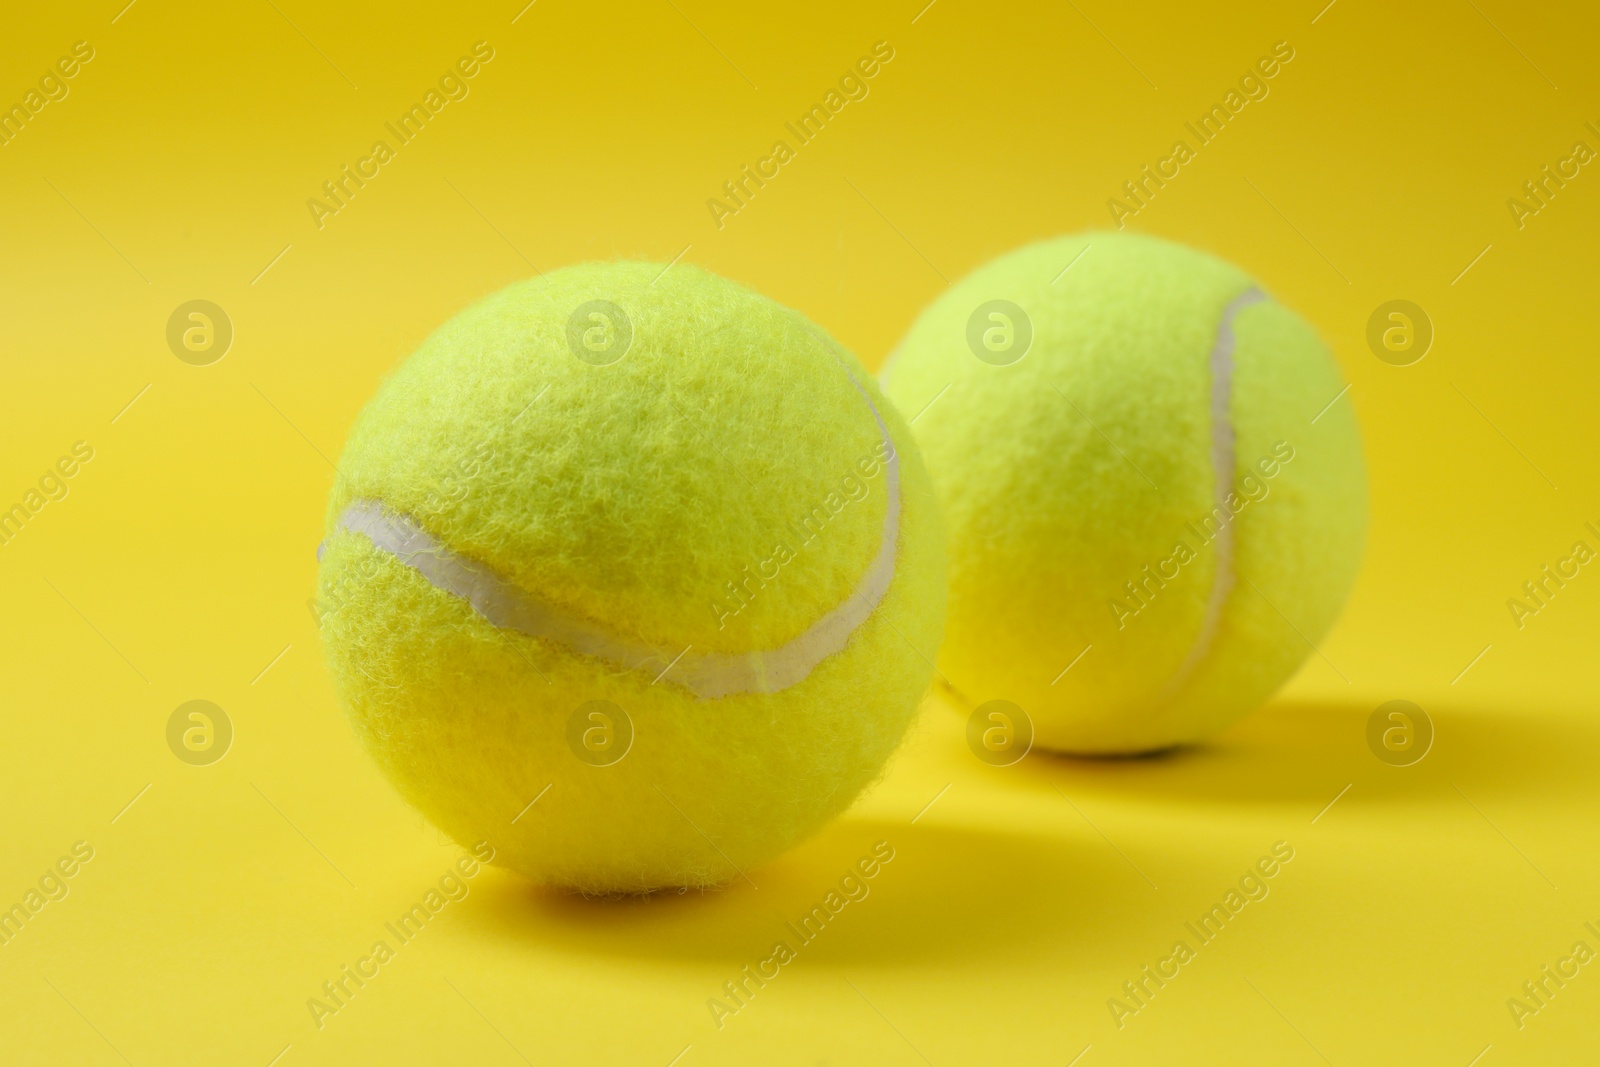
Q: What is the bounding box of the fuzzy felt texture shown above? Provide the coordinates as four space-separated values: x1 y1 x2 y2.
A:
882 232 1365 753
318 262 946 893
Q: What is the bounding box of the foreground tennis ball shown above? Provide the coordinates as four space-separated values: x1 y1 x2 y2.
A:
318 263 944 893
882 232 1364 754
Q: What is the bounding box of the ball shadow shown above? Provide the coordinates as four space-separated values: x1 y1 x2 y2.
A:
459 813 1164 969
454 698 1598 971
1008 698 1600 812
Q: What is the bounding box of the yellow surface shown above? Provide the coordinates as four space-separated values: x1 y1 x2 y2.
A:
2 1 1597 1064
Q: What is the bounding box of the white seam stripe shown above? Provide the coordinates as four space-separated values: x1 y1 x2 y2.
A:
1157 286 1265 702
333 375 901 701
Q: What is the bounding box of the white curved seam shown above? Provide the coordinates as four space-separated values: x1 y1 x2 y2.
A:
1155 286 1265 703
331 370 900 701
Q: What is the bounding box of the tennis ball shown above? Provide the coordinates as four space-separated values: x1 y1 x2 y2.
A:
317 262 944 894
882 232 1365 754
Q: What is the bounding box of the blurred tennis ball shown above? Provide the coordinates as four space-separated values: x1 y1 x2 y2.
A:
883 232 1365 754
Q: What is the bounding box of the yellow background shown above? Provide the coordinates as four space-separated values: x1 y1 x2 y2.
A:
3 0 1598 1063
